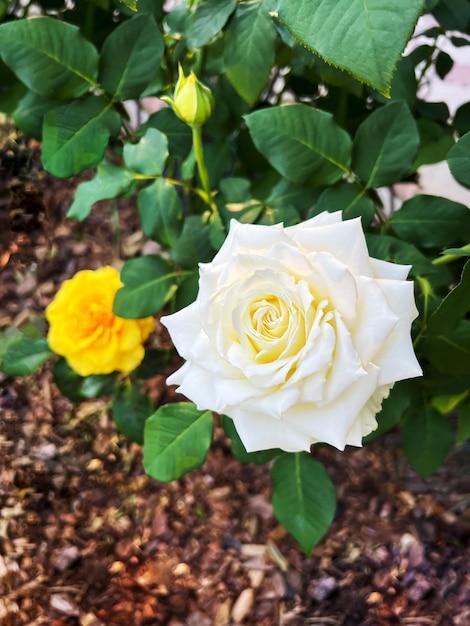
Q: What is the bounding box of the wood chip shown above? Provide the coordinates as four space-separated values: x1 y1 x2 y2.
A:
231 588 254 623
50 593 80 616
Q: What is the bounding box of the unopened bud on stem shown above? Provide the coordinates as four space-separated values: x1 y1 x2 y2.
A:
162 64 214 128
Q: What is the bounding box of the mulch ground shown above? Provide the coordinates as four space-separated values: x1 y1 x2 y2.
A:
1 128 470 626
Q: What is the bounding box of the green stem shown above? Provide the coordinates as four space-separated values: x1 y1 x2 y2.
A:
192 125 220 219
83 1 95 41
110 199 121 257
192 126 211 198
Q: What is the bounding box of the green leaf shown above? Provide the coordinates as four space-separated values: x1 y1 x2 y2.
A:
68 163 136 221
112 380 153 444
451 35 470 47
454 102 470 136
386 55 418 107
99 14 164 100
431 390 469 416
432 0 470 30
80 374 116 398
402 407 454 478
389 195 470 249
313 183 376 227
132 348 171 380
12 91 57 139
441 247 470 258
138 178 183 248
205 140 233 187
118 0 138 10
208 212 226 250
363 380 414 441
428 260 470 334
187 0 237 48
447 132 470 189
245 104 352 186
170 215 215 269
413 119 454 169
143 402 213 481
366 233 438 277
415 100 450 124
352 102 419 187
222 199 264 225
174 271 199 311
52 358 87 404
0 78 26 117
457 406 470 446
42 95 121 177
0 328 52 377
425 321 470 375
373 55 417 107
123 128 168 176
415 275 441 320
220 415 281 465
113 255 178 318
224 1 277 105
0 0 14 18
435 50 454 80
52 357 116 404
142 108 192 160
0 17 98 98
220 177 252 203
258 177 316 217
271 453 336 554
257 204 299 226
277 0 424 95
129 0 164 19
51 358 116 403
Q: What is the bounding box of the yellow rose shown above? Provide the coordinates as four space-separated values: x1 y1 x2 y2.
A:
46 266 154 377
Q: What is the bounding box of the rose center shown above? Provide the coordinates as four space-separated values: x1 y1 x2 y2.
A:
250 296 288 339
82 302 114 334
241 294 299 364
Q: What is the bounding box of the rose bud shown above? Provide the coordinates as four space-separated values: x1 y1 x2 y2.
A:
162 64 214 128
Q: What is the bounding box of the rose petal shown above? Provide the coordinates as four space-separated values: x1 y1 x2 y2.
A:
286 363 381 450
209 220 290 265
231 410 313 453
320 311 366 404
370 257 411 281
351 275 399 365
291 218 373 277
372 279 422 384
285 210 343 232
306 251 358 322
167 362 261 413
161 301 201 360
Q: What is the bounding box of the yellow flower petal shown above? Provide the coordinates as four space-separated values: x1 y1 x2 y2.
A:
46 266 154 376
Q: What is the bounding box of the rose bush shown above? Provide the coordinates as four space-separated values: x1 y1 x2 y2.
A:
46 266 154 377
162 212 422 453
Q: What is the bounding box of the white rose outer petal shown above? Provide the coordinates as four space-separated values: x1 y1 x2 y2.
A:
161 212 422 454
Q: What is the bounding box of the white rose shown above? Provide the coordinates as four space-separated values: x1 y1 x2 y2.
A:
161 212 422 453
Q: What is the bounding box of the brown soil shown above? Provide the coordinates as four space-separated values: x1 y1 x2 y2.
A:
1 136 470 626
